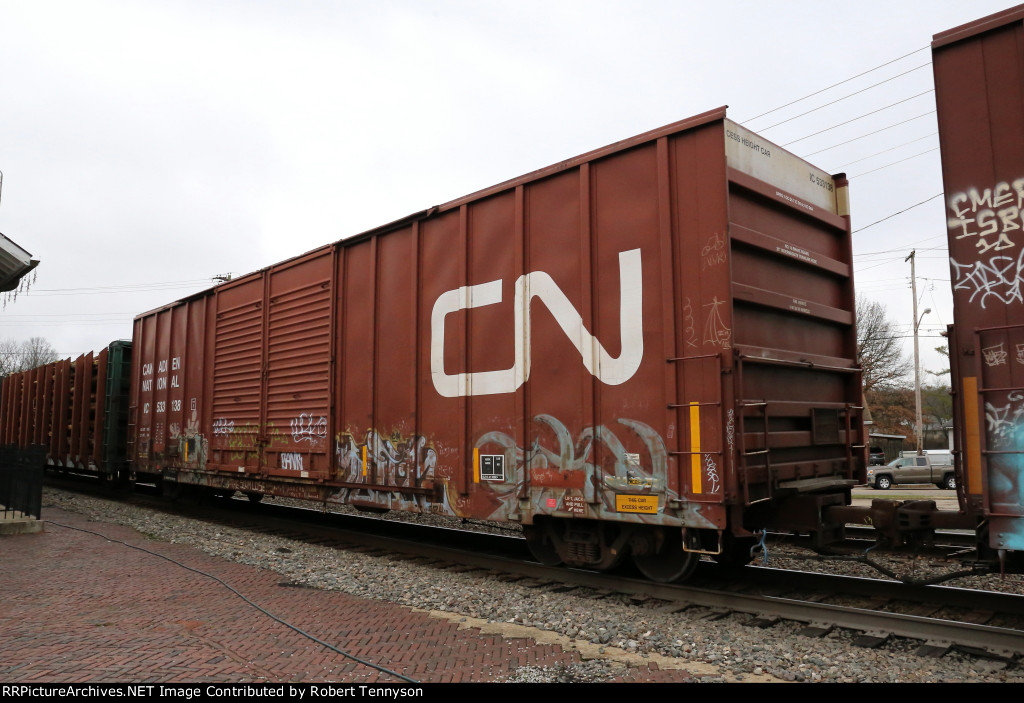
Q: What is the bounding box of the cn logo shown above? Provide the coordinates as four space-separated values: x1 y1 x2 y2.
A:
430 248 644 397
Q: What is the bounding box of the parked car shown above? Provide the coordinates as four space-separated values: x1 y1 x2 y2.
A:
868 446 886 466
866 455 956 490
901 450 953 466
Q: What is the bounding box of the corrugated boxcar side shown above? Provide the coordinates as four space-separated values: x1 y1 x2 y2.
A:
139 107 860 550
208 274 261 471
933 4 1024 550
264 249 334 478
202 249 336 483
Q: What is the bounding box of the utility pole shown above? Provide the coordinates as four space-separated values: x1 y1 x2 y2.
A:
906 250 928 454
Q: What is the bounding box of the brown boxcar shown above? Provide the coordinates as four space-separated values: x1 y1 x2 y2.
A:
131 107 862 579
934 4 1024 561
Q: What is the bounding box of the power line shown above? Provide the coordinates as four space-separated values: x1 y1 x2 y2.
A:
803 111 936 157
849 147 939 178
782 90 935 147
758 63 931 132
0 312 137 317
26 278 213 293
855 242 947 257
741 46 929 123
852 194 944 233
833 133 937 170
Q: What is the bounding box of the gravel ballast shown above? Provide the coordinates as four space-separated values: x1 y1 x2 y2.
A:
40 488 1024 683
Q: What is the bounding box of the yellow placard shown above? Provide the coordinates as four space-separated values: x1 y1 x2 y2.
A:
963 376 980 495
689 402 701 494
615 494 658 514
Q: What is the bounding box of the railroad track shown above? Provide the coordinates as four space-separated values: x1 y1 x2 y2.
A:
43 476 1024 664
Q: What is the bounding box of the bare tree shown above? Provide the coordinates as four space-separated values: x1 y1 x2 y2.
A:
0 338 23 379
0 336 60 379
857 296 911 393
21 336 58 369
928 343 950 378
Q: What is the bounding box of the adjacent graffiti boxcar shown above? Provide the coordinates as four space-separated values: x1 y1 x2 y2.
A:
127 107 864 580
934 4 1024 561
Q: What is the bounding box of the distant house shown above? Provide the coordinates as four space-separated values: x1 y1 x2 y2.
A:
869 433 905 464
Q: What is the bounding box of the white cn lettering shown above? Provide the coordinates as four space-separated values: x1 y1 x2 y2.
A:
430 248 644 397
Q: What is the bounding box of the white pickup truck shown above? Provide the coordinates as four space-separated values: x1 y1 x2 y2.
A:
865 454 956 490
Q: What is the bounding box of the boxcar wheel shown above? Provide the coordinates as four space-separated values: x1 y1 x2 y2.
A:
631 528 700 583
524 523 563 566
245 491 264 503
161 481 180 500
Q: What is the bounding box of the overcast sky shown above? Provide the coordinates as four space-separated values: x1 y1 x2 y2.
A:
0 0 1015 379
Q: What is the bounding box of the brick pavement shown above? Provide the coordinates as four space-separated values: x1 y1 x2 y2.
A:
0 508 696 683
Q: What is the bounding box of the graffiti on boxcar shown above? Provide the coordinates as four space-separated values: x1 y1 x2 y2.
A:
726 409 735 456
701 233 726 270
221 423 257 447
470 414 673 521
213 422 259 462
1016 344 1024 365
213 417 235 435
947 179 1024 255
985 391 1024 445
430 248 643 398
331 429 438 511
948 180 1024 308
704 453 721 493
290 413 327 444
684 297 698 349
984 392 1024 506
951 250 1024 308
983 342 1009 367
169 409 208 468
703 297 732 348
280 452 304 471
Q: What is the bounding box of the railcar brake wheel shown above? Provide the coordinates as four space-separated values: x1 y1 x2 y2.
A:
524 524 563 566
631 528 700 583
